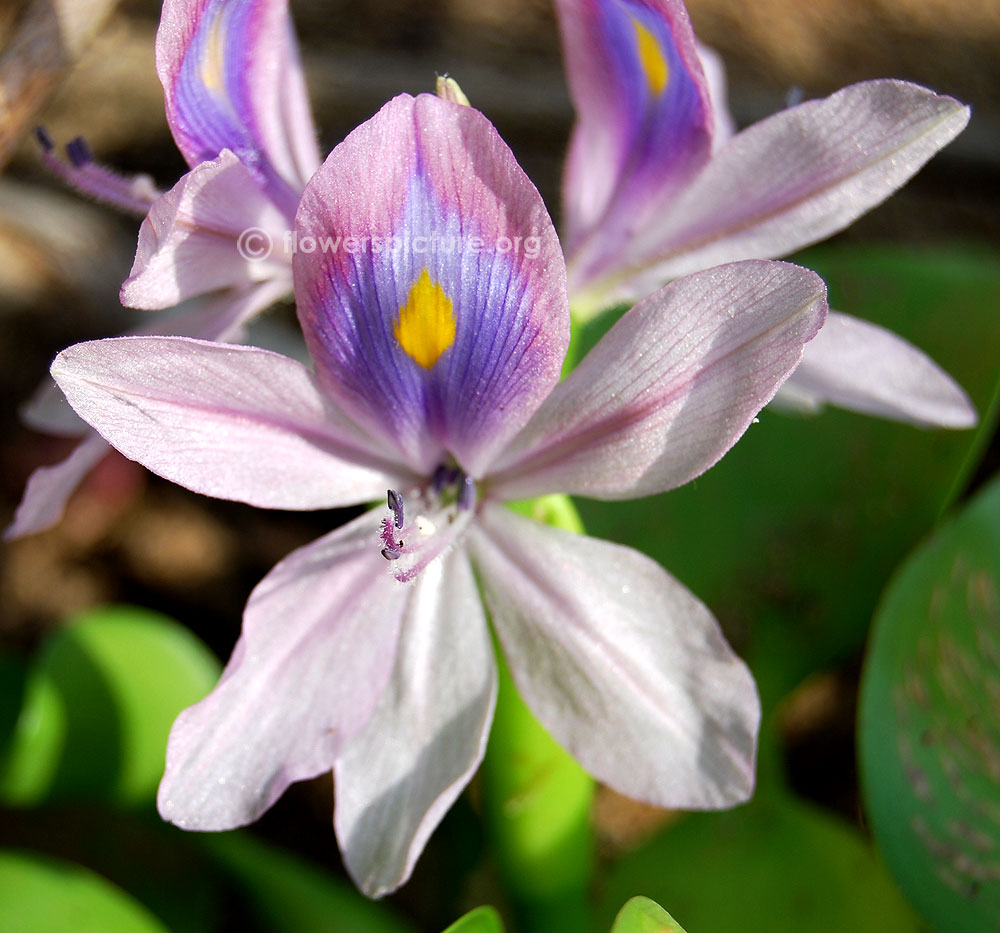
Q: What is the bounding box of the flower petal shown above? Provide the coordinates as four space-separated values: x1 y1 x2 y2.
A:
469 505 760 808
4 434 109 540
556 0 713 256
490 261 826 500
158 510 409 829
334 549 496 897
573 80 969 305
157 0 319 214
698 42 735 148
120 150 291 310
775 310 977 428
51 336 408 510
294 93 569 477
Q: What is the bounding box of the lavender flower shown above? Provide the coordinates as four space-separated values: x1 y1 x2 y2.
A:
52 93 827 896
8 0 317 538
554 0 975 428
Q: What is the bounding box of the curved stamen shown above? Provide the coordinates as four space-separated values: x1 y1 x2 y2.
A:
431 464 459 494
457 472 476 511
379 516 402 561
387 488 404 529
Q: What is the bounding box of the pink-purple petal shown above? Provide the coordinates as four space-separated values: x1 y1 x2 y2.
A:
334 550 496 897
158 511 408 830
490 261 827 500
157 0 319 215
573 80 970 304
556 0 713 255
294 93 569 477
51 337 408 510
469 505 760 809
4 434 109 540
120 150 291 310
776 310 977 428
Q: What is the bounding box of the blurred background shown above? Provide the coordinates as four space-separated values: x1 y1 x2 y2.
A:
1 1 999 932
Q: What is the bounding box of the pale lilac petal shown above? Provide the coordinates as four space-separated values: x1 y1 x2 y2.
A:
157 0 319 215
571 80 970 304
775 310 977 428
334 549 496 897
134 279 293 343
4 434 109 540
469 505 760 808
294 93 568 477
51 337 408 510
158 511 409 829
120 150 291 310
557 0 713 256
491 261 826 500
698 42 735 148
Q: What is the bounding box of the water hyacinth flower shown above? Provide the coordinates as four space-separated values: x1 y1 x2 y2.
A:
555 0 976 428
7 0 317 538
52 93 827 896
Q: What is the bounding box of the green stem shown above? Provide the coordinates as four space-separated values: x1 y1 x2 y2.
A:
482 496 596 933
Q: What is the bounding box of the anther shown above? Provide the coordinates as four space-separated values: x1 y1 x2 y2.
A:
387 489 404 529
457 472 475 511
66 136 93 168
431 464 458 494
34 126 54 152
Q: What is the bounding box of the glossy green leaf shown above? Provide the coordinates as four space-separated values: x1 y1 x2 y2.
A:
611 896 688 933
0 604 221 805
859 474 1000 932
201 832 414 933
576 244 1000 707
0 849 170 933
597 793 919 933
442 905 505 933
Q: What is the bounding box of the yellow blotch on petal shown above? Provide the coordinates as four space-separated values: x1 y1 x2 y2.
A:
395 269 457 370
200 15 227 93
630 15 669 97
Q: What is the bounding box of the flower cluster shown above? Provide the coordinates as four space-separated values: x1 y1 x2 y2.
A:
15 0 975 900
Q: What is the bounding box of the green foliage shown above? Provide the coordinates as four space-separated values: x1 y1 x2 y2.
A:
598 793 919 933
0 605 221 805
859 475 1000 932
611 896 688 933
442 905 505 933
202 833 414 933
0 849 171 933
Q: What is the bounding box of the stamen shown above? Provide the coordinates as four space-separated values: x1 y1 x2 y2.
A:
431 464 458 494
387 488 404 529
66 136 93 168
379 516 402 561
35 131 160 217
457 472 476 511
34 126 55 152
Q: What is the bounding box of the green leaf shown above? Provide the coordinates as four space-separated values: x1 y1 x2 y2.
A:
859 473 1000 932
442 905 505 933
0 849 171 933
201 832 414 933
0 604 221 805
611 896 687 933
597 794 919 933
